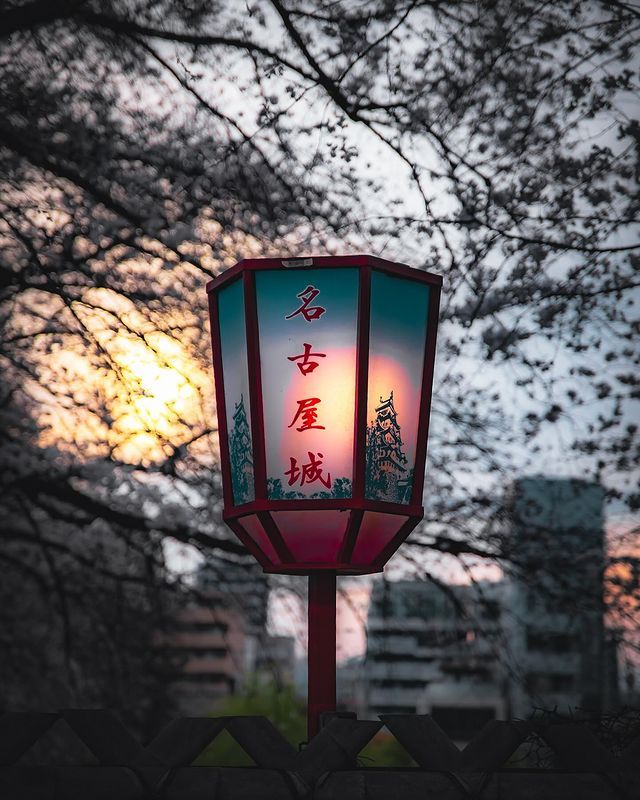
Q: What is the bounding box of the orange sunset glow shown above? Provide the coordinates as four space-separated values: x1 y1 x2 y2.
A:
35 288 212 465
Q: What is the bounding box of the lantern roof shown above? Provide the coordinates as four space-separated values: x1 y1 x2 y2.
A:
206 254 442 294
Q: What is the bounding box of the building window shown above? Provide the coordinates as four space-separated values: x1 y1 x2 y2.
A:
526 630 575 653
370 679 426 689
481 600 500 620
170 621 228 634
525 673 574 693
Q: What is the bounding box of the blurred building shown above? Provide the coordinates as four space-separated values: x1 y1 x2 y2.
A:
198 557 269 633
359 578 506 740
159 557 295 715
504 476 618 716
252 634 296 686
157 593 248 715
337 655 368 714
355 477 619 737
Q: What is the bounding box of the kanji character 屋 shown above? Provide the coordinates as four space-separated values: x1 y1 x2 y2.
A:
288 397 325 432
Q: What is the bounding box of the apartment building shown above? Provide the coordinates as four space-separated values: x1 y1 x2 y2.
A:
504 476 618 716
356 477 618 738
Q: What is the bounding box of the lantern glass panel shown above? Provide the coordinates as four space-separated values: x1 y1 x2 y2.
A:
351 511 408 563
255 269 359 500
218 278 255 505
365 270 430 504
238 514 280 566
270 510 349 562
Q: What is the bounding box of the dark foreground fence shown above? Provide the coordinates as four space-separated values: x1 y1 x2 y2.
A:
1 710 638 799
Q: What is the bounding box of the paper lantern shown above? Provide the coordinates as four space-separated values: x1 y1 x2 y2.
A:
207 255 441 575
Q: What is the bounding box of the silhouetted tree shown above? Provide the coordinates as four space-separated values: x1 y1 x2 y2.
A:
1 0 638 708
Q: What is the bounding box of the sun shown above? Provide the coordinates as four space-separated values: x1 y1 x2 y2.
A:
109 332 208 463
37 288 212 466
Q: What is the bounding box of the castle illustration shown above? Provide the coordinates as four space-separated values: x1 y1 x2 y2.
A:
229 394 254 504
365 391 412 503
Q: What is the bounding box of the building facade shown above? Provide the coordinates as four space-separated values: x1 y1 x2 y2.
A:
159 558 295 715
361 578 506 740
356 477 618 737
504 476 618 716
157 595 248 716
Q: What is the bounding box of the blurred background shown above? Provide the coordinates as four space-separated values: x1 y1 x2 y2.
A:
1 0 638 758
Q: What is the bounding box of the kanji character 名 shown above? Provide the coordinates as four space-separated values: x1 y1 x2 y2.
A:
285 285 326 322
284 452 332 489
288 397 325 432
287 342 326 376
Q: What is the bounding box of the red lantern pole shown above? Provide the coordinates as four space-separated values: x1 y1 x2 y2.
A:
307 570 336 739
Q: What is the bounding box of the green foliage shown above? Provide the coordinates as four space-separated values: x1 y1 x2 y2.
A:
358 729 416 768
195 678 306 766
195 677 417 768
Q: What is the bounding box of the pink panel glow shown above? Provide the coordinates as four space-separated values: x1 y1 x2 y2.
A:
351 511 406 564
256 269 358 500
271 510 349 562
239 514 280 565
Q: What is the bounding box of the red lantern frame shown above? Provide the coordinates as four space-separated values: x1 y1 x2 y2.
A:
206 255 442 576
